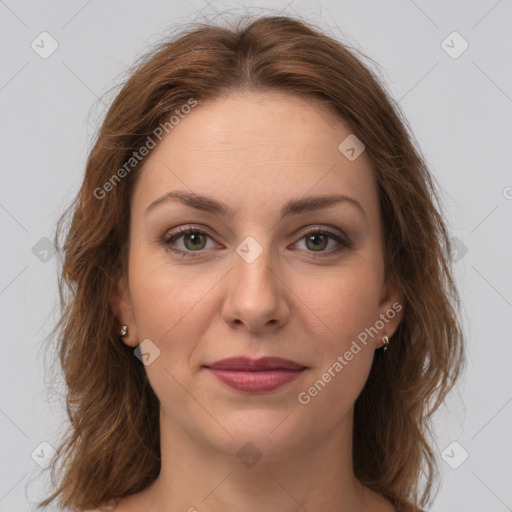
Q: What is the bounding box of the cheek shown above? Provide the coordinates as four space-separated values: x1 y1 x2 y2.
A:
296 263 382 346
128 245 219 337
127 249 214 408
292 266 381 407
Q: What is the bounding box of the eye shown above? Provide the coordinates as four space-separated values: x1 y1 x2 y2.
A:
160 226 350 259
161 227 216 258
292 228 350 258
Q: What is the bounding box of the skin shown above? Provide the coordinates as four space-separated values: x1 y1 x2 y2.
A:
110 90 403 512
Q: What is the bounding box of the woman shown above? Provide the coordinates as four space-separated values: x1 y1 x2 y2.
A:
38 14 465 512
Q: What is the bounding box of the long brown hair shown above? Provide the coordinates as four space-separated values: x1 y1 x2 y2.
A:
37 14 465 512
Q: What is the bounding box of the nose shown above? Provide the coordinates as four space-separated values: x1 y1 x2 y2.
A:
221 242 290 333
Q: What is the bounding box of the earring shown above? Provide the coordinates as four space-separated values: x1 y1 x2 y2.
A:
382 335 390 352
120 325 129 337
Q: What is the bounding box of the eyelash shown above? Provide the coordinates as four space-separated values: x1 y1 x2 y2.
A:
160 226 350 259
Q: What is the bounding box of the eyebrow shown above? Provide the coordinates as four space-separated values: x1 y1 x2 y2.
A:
144 190 366 219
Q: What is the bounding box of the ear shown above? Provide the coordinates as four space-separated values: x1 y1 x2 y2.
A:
376 270 404 349
109 271 139 347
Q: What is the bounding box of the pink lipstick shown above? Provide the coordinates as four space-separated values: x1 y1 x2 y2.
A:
204 356 307 393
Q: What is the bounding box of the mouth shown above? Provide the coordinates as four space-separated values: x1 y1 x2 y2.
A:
203 356 308 393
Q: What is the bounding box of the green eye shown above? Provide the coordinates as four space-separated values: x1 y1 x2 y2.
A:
161 226 350 259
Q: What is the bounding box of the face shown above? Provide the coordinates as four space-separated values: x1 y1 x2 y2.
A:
111 90 403 460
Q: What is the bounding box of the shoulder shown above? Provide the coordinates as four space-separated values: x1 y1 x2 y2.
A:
82 500 119 512
362 486 396 512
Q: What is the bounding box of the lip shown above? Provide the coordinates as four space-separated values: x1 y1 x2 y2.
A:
206 356 306 371
204 357 307 393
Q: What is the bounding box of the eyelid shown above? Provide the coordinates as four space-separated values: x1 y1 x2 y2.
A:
161 225 218 254
292 227 350 257
160 224 350 258
294 225 348 243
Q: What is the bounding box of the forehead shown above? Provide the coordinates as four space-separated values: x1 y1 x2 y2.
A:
156 90 354 163
131 90 379 223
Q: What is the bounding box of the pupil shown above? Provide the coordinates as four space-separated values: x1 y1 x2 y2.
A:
187 233 204 249
308 234 326 251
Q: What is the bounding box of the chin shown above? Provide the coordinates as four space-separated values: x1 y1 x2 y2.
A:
204 413 312 463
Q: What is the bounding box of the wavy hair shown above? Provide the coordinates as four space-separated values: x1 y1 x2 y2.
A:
37 13 465 512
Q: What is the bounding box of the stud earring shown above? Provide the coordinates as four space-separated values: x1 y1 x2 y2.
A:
120 325 129 337
382 335 390 352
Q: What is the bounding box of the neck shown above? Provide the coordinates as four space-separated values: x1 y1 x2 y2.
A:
144 406 372 512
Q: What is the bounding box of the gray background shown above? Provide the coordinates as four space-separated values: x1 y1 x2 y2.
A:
1 0 511 510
